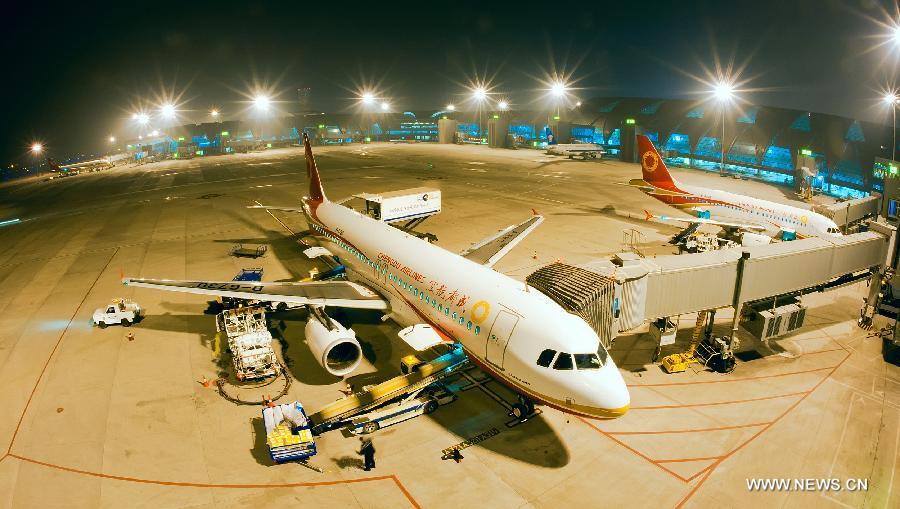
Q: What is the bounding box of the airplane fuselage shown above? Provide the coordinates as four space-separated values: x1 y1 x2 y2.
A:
646 182 841 238
301 197 630 418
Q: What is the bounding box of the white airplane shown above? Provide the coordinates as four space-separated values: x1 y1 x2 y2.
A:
48 157 113 174
627 135 841 244
545 127 606 159
124 133 630 420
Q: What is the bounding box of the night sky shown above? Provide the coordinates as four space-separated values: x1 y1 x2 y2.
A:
2 0 898 165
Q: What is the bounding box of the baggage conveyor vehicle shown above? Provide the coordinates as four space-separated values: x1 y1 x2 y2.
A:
307 344 468 435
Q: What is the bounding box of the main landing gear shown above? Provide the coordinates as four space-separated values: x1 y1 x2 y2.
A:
510 396 535 420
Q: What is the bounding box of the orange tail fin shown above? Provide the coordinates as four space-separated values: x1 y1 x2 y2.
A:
637 135 680 193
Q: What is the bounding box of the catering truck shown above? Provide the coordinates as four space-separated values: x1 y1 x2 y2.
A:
353 187 441 224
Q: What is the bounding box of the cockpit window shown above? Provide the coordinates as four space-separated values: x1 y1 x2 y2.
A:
536 349 556 367
574 353 602 370
553 353 573 370
596 343 609 366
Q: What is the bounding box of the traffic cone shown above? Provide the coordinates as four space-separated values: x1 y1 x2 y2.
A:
200 376 210 388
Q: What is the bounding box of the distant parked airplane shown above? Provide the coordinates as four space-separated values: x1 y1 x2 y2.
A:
625 135 841 244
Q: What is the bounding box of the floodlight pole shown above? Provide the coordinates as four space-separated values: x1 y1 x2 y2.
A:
892 104 897 162
720 104 726 175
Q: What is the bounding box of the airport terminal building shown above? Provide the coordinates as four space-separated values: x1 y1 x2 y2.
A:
14 97 894 201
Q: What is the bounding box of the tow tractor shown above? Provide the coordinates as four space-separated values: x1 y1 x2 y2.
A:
92 299 142 328
263 401 317 463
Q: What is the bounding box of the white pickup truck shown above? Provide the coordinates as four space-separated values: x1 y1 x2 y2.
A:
93 299 142 328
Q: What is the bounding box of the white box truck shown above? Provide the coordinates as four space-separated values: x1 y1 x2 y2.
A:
354 187 441 224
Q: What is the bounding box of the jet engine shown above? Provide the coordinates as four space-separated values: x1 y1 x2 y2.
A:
740 232 772 247
305 307 362 377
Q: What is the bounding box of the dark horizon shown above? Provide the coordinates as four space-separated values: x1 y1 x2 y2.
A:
2 0 899 165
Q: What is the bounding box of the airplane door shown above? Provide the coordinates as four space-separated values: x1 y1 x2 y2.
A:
485 310 519 368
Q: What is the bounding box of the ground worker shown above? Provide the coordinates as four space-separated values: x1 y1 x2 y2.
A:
358 436 375 471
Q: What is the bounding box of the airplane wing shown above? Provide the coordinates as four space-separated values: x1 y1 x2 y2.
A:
643 210 766 231
248 205 306 213
460 212 544 267
123 278 389 309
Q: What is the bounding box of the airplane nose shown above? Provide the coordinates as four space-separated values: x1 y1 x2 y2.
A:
594 359 630 415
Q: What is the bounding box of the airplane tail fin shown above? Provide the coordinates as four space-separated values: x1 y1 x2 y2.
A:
303 133 327 202
637 135 680 192
545 126 557 145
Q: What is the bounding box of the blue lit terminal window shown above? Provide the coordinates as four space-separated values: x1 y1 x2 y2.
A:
845 121 865 142
642 132 659 145
686 107 704 119
790 114 811 132
761 145 793 170
664 133 690 155
640 101 664 115
694 137 721 158
607 129 621 146
727 142 758 164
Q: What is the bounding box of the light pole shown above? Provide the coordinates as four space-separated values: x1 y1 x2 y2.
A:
472 87 487 140
713 81 734 175
253 94 271 141
886 93 898 161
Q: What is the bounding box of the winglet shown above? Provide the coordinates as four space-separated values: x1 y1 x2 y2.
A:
303 133 327 202
643 209 654 221
531 208 540 216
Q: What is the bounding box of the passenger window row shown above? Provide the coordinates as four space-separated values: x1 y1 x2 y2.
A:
387 272 480 336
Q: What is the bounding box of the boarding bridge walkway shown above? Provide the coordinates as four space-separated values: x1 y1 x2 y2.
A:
307 345 469 434
577 228 892 330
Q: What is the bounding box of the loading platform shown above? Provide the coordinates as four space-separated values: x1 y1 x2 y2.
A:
307 344 469 434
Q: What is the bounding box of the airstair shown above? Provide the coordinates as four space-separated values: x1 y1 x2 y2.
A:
307 344 469 434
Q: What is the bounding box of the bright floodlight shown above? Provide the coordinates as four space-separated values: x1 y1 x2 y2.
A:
361 93 375 105
895 25 900 44
380 101 390 111
135 112 150 125
551 82 567 97
446 103 455 111
160 104 176 118
30 143 42 154
108 136 116 143
210 109 220 117
253 94 271 111
884 92 898 105
576 101 582 107
713 81 734 102
472 87 487 101
498 100 509 110
150 130 159 137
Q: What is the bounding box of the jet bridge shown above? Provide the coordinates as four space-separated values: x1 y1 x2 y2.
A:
572 228 891 350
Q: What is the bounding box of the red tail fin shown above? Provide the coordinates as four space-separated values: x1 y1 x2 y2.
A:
303 133 327 202
637 135 680 193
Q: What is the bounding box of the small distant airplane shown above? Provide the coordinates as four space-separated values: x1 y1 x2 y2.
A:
48 157 112 174
624 135 841 244
545 127 606 159
125 133 630 420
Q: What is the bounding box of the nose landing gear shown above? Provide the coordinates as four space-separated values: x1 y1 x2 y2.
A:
510 396 535 420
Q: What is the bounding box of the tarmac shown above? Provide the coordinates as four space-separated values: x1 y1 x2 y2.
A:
0 142 897 508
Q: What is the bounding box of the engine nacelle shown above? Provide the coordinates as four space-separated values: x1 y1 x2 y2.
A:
740 232 772 247
305 314 362 377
